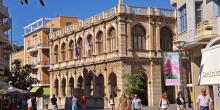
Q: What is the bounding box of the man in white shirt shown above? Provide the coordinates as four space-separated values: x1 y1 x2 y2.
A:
196 89 212 110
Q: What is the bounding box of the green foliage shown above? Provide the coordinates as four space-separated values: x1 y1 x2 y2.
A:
125 72 145 95
8 60 39 90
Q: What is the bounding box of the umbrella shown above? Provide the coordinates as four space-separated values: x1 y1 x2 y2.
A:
0 86 29 95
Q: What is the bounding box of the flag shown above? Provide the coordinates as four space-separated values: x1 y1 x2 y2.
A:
73 35 79 59
84 37 91 56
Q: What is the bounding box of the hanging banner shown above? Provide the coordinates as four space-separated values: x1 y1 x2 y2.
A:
163 52 181 86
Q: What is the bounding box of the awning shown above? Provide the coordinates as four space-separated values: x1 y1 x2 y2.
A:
30 87 41 93
43 87 50 95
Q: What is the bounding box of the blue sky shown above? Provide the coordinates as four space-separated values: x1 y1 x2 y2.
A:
4 0 173 45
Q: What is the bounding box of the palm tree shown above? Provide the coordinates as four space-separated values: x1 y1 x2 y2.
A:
20 0 45 6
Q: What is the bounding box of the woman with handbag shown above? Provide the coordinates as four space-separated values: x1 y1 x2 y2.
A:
176 92 186 110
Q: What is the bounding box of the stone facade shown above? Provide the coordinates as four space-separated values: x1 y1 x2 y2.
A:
49 3 183 109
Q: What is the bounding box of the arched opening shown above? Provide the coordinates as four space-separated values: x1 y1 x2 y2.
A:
69 40 74 60
96 74 104 97
108 27 116 52
61 43 66 62
69 77 74 96
54 79 59 96
108 72 117 97
132 25 146 50
85 70 96 97
77 37 83 59
87 35 93 57
54 45 58 63
160 27 173 51
77 76 83 97
137 72 148 106
160 27 175 103
96 31 104 54
61 78 66 97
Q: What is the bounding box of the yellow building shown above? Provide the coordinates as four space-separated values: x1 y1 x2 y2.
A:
49 1 188 109
11 49 24 66
23 16 77 109
0 0 11 81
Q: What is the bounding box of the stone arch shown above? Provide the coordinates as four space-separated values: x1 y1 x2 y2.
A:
96 31 104 54
86 34 93 57
77 76 83 97
108 72 117 97
54 45 58 63
61 42 66 62
54 79 59 96
68 40 74 60
107 27 116 52
96 74 104 97
61 78 66 97
77 37 83 59
69 77 74 96
160 26 173 51
84 70 96 97
132 24 146 50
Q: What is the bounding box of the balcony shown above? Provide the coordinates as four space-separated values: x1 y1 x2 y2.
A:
0 4 9 18
37 43 49 49
1 18 12 32
27 45 38 53
170 0 177 6
34 61 50 69
196 19 218 41
0 32 9 44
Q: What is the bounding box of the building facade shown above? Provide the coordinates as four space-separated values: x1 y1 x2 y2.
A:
171 0 220 109
23 16 77 109
0 0 11 81
11 49 24 66
49 2 188 109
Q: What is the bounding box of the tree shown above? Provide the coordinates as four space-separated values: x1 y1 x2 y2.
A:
8 60 39 90
20 0 45 6
125 72 145 95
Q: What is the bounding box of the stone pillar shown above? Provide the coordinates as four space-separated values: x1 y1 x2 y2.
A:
117 16 127 57
126 20 132 56
103 26 107 53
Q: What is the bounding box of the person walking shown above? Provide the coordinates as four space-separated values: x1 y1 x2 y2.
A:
196 89 213 110
81 96 86 110
158 92 169 110
176 92 186 110
51 95 58 110
118 93 128 110
132 94 142 110
27 96 32 110
109 94 115 110
31 96 37 110
71 96 78 110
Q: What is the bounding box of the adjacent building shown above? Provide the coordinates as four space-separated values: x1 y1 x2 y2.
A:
23 16 77 109
49 1 187 109
171 0 220 109
0 0 11 82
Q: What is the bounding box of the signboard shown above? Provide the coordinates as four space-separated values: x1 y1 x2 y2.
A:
163 52 181 86
200 44 220 85
213 85 220 109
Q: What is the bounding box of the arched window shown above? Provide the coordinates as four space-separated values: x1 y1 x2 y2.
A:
160 27 173 51
132 25 146 50
61 78 66 97
54 45 58 63
96 74 104 97
96 31 103 54
69 40 74 60
87 35 93 57
69 77 74 96
108 72 117 97
54 79 59 96
77 37 83 59
108 27 116 52
61 43 66 62
77 76 83 97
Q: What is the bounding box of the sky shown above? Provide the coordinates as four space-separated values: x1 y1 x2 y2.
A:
4 0 173 45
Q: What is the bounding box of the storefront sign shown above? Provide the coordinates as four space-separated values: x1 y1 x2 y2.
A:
163 52 181 86
200 44 220 85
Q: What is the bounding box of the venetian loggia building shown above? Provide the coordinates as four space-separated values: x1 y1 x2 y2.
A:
49 1 188 109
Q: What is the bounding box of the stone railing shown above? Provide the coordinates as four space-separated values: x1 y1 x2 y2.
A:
0 4 9 17
50 5 175 40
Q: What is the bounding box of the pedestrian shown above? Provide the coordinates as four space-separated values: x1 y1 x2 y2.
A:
51 94 58 110
118 93 128 110
127 95 132 110
71 96 78 110
158 92 169 110
132 94 142 110
27 96 32 110
176 92 186 110
81 95 86 110
109 94 115 110
31 96 37 110
196 89 213 110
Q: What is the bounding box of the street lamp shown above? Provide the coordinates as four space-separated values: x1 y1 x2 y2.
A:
174 40 186 50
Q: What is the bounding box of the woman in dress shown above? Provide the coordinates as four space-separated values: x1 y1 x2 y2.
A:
176 92 186 110
158 92 169 110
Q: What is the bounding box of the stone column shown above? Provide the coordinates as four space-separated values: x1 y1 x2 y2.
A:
117 16 127 57
126 20 132 57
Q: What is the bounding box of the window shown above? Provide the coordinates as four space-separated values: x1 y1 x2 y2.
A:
195 2 203 25
96 32 104 54
108 28 116 52
132 25 146 50
178 5 187 33
77 38 83 58
66 22 72 26
61 43 66 62
160 27 173 51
